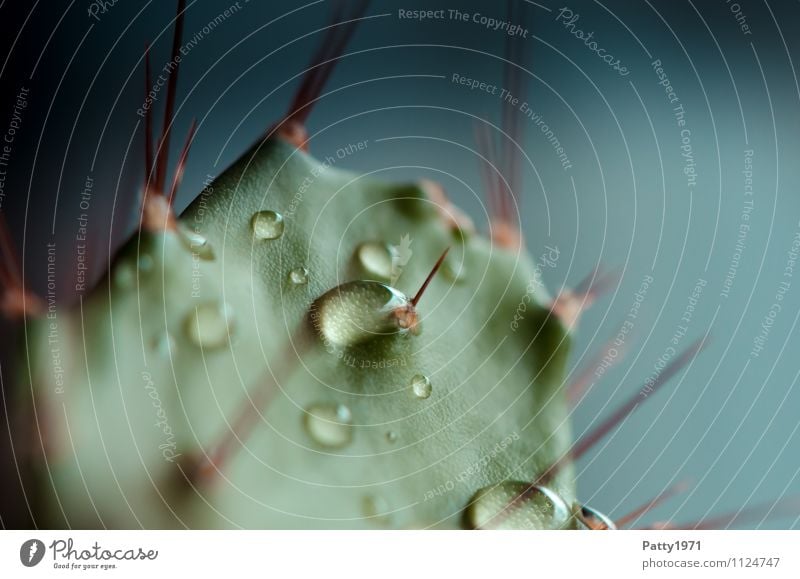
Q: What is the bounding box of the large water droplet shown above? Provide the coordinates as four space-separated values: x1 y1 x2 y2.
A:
288 267 309 285
385 431 398 443
410 374 432 399
303 403 353 448
178 224 215 260
251 210 285 240
361 494 391 525
311 281 418 348
465 482 572 530
184 301 236 350
355 241 394 281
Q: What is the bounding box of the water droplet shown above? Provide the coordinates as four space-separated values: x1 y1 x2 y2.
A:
184 301 235 350
355 241 394 280
152 332 176 357
465 482 572 530
250 210 284 240
311 281 418 348
385 431 398 443
113 262 135 289
303 403 353 448
178 224 215 260
115 253 154 288
361 494 391 525
410 374 432 399
288 267 309 285
577 504 617 530
443 261 466 283
138 253 154 273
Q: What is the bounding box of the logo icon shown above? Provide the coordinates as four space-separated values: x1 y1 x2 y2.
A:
19 539 45 567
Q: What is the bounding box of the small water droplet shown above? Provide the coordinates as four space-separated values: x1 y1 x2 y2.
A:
311 281 417 348
443 261 466 283
303 403 353 448
178 224 215 260
386 431 398 443
361 494 391 525
410 374 432 399
113 262 135 289
288 267 309 285
355 241 394 280
250 210 284 240
184 301 235 350
152 332 176 357
138 253 154 273
465 482 572 530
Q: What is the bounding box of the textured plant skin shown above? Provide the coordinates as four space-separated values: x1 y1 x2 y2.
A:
8 0 799 532
23 136 577 529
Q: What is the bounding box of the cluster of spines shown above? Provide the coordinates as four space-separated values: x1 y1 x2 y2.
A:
140 0 196 233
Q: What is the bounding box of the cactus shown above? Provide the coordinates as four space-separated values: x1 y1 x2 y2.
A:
3 1 790 530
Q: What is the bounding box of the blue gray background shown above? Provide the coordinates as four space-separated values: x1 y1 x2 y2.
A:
1 0 799 528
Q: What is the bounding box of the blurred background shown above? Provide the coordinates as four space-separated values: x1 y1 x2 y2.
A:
0 0 799 528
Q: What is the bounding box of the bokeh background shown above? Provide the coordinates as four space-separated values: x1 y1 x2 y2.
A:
1 0 799 528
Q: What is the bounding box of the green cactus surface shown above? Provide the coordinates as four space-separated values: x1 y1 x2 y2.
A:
24 137 578 529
